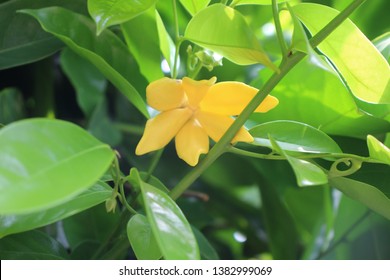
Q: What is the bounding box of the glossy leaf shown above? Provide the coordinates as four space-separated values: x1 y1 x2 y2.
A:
155 10 176 74
251 57 390 138
293 3 390 104
130 168 200 260
270 136 328 187
0 119 114 215
20 7 149 118
127 214 161 260
0 0 87 70
0 182 112 238
121 9 164 82
330 177 390 220
249 120 342 154
234 0 289 5
88 0 157 35
0 230 68 260
179 0 210 16
185 4 277 70
367 135 390 165
373 32 390 62
59 48 106 117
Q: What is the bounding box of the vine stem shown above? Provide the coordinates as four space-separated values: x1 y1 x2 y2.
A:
169 0 366 200
171 0 181 79
272 0 288 58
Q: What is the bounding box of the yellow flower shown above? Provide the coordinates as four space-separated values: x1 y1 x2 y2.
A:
136 77 278 166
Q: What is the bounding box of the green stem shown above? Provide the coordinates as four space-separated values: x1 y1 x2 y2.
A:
114 122 144 136
146 148 164 181
171 0 181 79
119 180 138 215
169 0 366 200
272 0 288 58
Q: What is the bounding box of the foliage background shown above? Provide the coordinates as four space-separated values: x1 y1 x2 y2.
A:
0 0 389 260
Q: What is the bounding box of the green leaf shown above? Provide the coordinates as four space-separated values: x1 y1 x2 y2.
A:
88 0 157 35
155 10 176 74
185 4 277 70
20 7 149 118
0 230 68 260
59 48 106 117
269 136 328 187
367 135 390 165
373 32 390 63
0 88 25 124
293 3 390 104
251 57 390 138
192 226 219 260
0 0 87 70
233 0 289 5
130 168 200 260
179 0 210 16
0 118 114 215
121 8 164 82
127 214 162 260
330 177 390 220
249 120 342 154
0 181 112 238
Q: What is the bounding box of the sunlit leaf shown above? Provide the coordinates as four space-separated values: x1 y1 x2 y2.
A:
179 0 210 16
249 120 342 154
233 0 289 5
20 7 149 118
127 214 161 260
130 168 200 260
155 10 176 74
185 4 277 70
373 32 390 62
270 136 328 187
330 177 390 220
88 0 157 35
0 119 114 215
0 182 112 238
367 135 390 165
293 3 390 104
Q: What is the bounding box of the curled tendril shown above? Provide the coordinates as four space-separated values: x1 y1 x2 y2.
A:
329 158 363 178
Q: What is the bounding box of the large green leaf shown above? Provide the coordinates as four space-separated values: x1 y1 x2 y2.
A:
330 177 390 220
270 137 328 187
20 7 149 118
367 135 390 165
127 214 161 260
59 48 106 117
251 57 390 138
249 120 342 154
130 168 200 260
121 9 164 83
0 119 114 215
179 0 210 16
0 230 68 259
293 3 390 104
373 32 390 63
185 4 277 70
233 0 289 5
88 0 157 35
0 182 112 238
155 10 176 74
0 0 87 70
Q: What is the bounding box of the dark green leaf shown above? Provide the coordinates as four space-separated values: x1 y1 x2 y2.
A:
0 88 25 124
88 0 157 35
0 118 114 215
20 7 149 118
0 181 112 238
192 226 219 260
59 48 106 117
0 230 68 259
249 120 342 154
127 214 161 260
0 0 87 69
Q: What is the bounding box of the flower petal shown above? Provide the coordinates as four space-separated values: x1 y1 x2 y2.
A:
196 111 253 143
182 76 217 108
200 81 279 115
136 108 192 155
146 78 187 111
175 118 209 166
